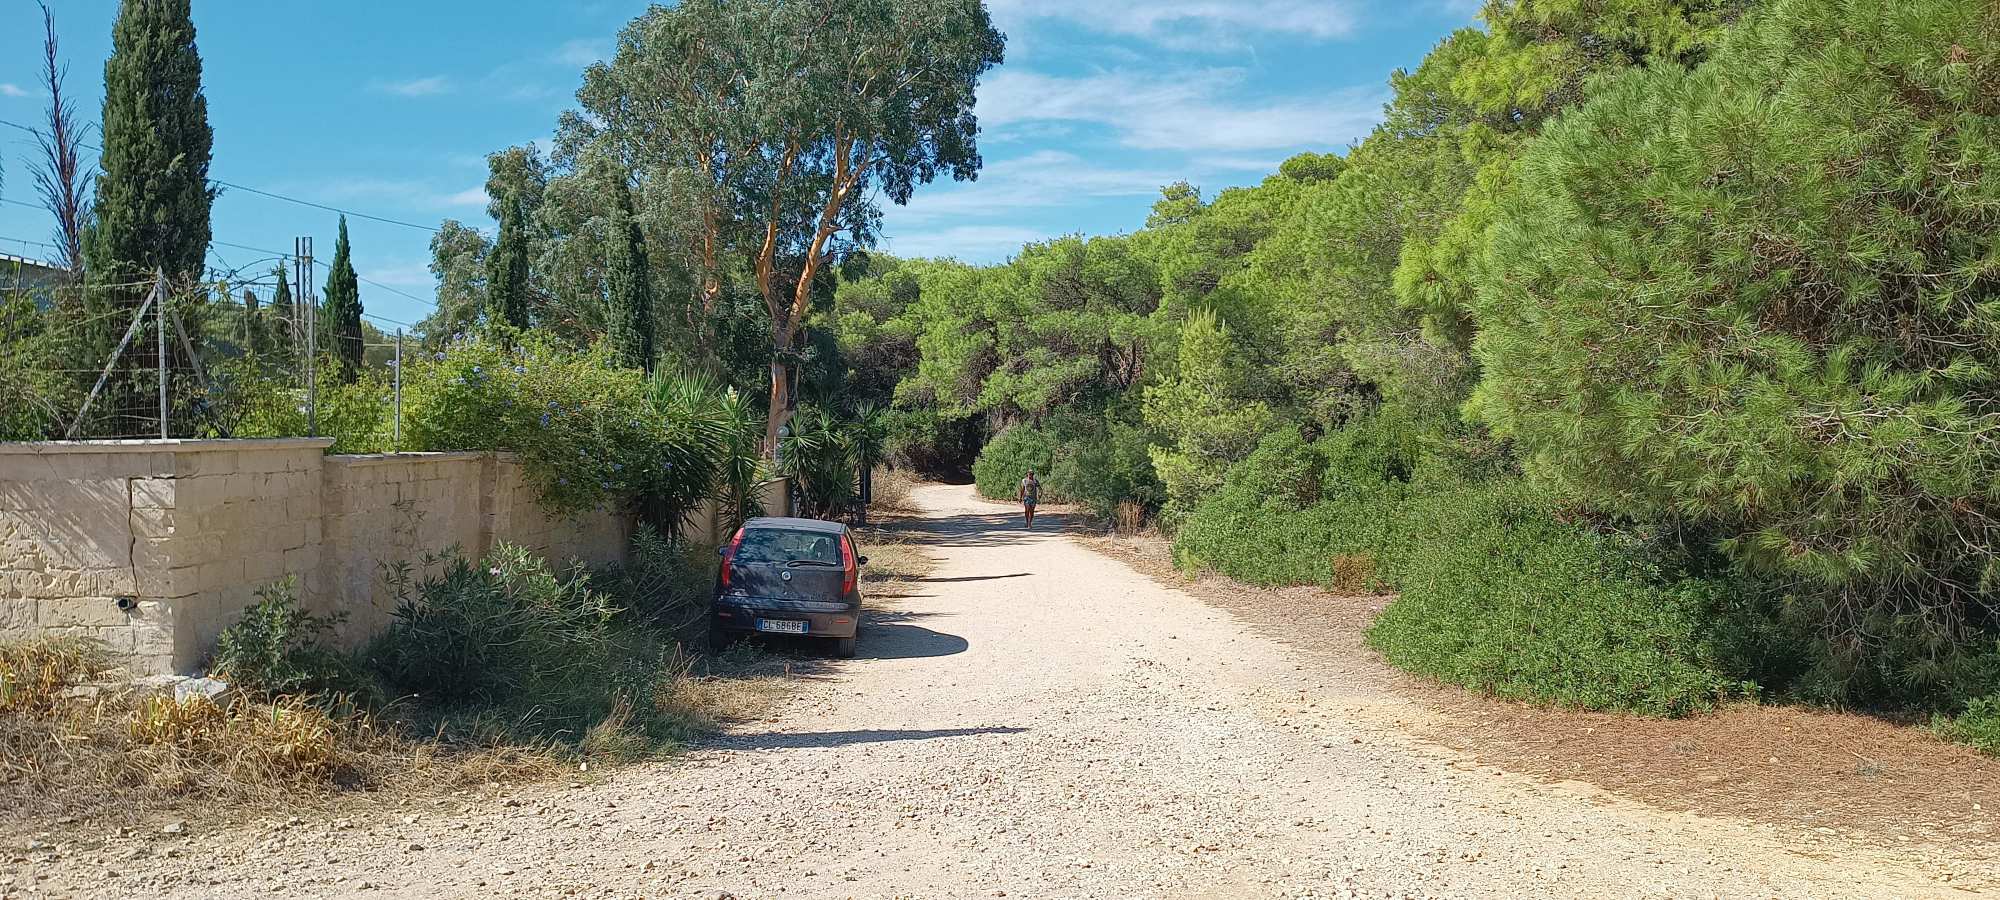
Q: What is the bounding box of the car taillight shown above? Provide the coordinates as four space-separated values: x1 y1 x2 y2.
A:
720 528 745 588
840 537 857 595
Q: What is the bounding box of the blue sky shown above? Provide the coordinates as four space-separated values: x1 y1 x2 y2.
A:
0 1 1479 327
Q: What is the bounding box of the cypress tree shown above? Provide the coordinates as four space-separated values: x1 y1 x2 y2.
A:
269 264 293 358
82 0 215 434
487 195 530 331
604 177 654 371
320 217 364 381
239 287 269 360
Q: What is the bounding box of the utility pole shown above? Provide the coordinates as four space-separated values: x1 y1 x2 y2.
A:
156 270 167 439
295 236 316 436
393 328 403 451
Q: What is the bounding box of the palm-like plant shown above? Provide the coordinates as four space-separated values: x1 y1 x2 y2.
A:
781 405 861 520
849 402 890 524
646 369 766 536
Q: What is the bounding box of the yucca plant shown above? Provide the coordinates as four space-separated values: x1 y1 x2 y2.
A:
646 368 767 535
781 405 861 520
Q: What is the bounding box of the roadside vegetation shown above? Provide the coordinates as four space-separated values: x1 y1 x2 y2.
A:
0 530 802 822
832 0 2000 747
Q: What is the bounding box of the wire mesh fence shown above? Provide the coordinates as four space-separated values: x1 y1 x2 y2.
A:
0 263 410 445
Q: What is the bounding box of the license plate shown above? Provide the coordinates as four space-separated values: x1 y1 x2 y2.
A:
755 619 809 635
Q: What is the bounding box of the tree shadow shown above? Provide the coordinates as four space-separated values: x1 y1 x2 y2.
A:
856 623 968 659
711 726 1026 751
910 573 1031 583
881 509 1086 549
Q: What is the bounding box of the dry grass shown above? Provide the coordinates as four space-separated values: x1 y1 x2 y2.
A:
868 466 921 515
855 530 937 584
1329 552 1376 594
0 634 798 831
1114 501 1146 536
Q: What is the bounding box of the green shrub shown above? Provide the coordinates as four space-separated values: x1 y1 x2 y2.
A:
210 579 373 701
1937 696 2000 756
973 425 1056 501
401 332 718 516
370 545 617 712
224 362 393 453
593 525 714 639
1366 484 1757 716
1176 425 1757 716
368 542 730 748
1048 412 1162 520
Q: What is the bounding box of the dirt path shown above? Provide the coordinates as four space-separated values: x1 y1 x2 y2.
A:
16 484 1984 898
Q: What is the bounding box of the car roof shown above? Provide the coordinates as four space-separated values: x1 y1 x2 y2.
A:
741 517 848 535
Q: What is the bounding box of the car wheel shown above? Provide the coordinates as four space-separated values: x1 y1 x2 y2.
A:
832 635 857 659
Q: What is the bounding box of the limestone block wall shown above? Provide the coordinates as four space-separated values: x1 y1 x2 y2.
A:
0 440 330 675
489 455 632 570
318 452 488 643
0 440 633 674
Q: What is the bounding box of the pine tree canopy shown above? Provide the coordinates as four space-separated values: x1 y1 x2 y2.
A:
1472 0 2000 639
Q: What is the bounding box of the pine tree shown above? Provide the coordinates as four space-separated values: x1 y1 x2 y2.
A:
320 217 364 381
604 177 654 372
81 0 215 435
487 194 530 331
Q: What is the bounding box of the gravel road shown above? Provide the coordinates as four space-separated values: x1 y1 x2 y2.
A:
15 484 1974 899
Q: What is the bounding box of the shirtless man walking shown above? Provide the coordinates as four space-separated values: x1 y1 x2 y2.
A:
1018 469 1040 529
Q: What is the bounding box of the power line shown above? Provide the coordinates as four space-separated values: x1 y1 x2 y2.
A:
0 117 441 233
2 220 439 311
209 238 438 311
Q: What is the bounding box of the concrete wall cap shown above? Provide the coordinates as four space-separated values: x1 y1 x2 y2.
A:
0 438 335 455
327 451 489 466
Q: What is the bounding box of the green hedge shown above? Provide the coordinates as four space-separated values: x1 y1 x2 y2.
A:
1174 425 1757 716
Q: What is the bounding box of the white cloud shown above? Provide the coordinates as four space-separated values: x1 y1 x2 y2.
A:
978 68 1381 152
877 225 1053 261
290 177 487 212
376 76 453 97
551 39 610 67
889 150 1178 225
0 83 31 98
989 0 1356 49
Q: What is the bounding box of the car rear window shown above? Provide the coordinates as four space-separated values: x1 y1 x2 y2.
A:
735 528 842 565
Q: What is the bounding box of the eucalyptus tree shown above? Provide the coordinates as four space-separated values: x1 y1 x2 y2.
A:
565 0 1004 454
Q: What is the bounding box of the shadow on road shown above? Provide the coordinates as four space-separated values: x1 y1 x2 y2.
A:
715 726 1026 751
855 623 969 660
911 573 1031 583
884 509 1085 549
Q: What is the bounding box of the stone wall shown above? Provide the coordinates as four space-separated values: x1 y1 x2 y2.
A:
0 440 633 674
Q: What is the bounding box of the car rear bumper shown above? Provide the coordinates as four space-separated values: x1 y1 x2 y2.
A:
711 597 860 638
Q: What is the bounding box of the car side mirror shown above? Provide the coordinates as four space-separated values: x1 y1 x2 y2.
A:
857 556 869 566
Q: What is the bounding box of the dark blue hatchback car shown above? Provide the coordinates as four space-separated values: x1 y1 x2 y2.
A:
709 517 867 658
